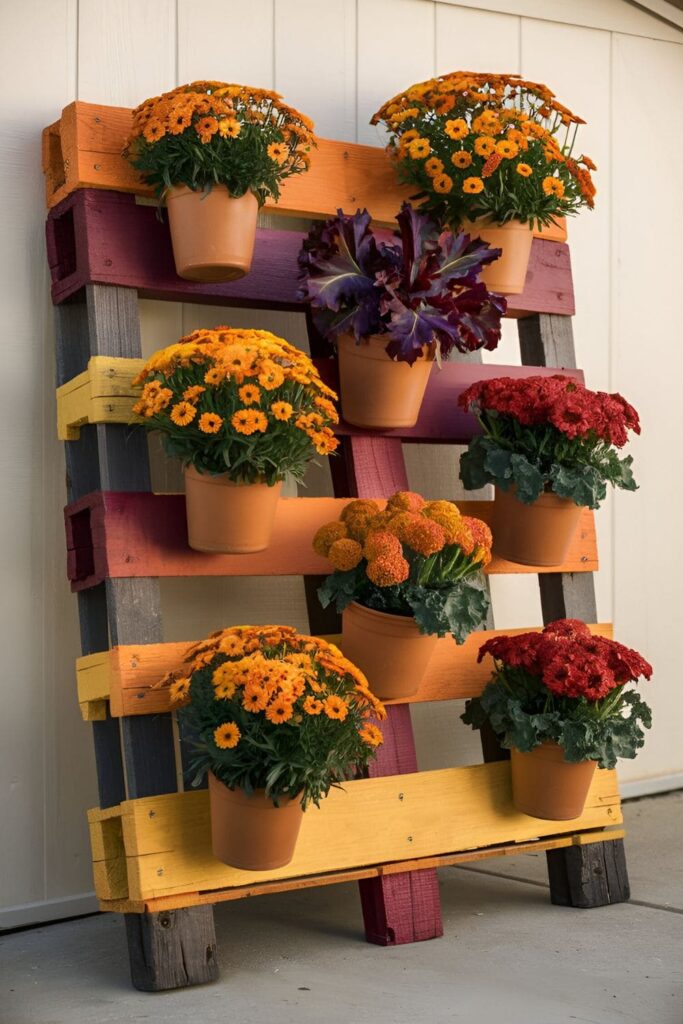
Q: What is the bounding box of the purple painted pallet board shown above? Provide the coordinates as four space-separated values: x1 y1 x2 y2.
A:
46 189 575 317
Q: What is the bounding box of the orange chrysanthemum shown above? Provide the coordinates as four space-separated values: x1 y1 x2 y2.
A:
473 135 496 157
323 695 349 721
327 538 363 571
303 695 324 716
408 137 431 160
265 697 294 724
169 676 190 704
271 400 294 421
238 384 261 405
231 409 268 435
267 142 288 164
451 150 472 169
516 163 533 178
366 553 410 587
170 401 197 426
363 530 402 560
433 173 453 194
463 176 484 194
198 412 223 434
218 118 241 138
444 118 468 140
183 385 206 402
359 723 383 747
313 521 348 557
214 722 241 749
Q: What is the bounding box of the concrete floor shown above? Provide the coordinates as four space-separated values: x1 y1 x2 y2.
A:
1 792 681 1024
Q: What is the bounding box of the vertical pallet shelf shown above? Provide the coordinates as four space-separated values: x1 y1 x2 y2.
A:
44 102 630 992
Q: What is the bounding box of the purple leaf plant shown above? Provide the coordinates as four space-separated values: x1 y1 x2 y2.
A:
298 203 506 365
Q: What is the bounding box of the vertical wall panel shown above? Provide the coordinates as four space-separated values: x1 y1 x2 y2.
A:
0 0 80 916
275 0 356 140
435 4 520 71
357 0 436 145
78 0 176 103
177 0 275 84
611 32 683 782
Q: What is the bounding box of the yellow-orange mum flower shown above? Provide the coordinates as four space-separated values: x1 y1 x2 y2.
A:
218 118 241 138
451 150 472 169
323 695 349 721
267 142 288 164
258 360 286 390
444 118 468 140
516 163 533 178
238 384 261 405
463 176 484 194
198 412 223 434
313 521 348 557
366 553 410 587
542 176 565 198
424 156 445 178
433 173 453 194
408 137 431 160
363 530 402 560
231 409 268 435
271 400 294 421
214 722 241 749
387 491 425 513
204 367 223 385
303 695 323 716
169 677 190 704
170 401 197 426
265 697 294 724
196 116 219 143
359 723 383 747
183 385 206 402
496 139 519 159
473 135 496 158
242 684 269 713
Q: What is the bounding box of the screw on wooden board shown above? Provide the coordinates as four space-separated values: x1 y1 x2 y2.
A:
398 792 404 801
94 116 101 123
148 810 156 818
407 836 413 843
156 868 164 876
94 164 102 170
159 912 171 928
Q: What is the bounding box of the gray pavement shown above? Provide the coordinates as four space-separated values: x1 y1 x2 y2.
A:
1 792 681 1024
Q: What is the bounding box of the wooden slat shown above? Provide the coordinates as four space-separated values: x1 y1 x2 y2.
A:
76 623 612 719
97 827 625 915
42 101 411 218
87 762 621 905
45 188 575 316
64 492 599 592
56 355 584 443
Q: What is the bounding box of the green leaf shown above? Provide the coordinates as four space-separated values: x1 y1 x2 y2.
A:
510 454 545 503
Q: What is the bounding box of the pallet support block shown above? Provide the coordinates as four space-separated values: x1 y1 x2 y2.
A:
521 312 630 909
125 908 219 992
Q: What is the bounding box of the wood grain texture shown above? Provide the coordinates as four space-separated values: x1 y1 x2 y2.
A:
55 354 584 444
63 492 599 591
546 839 630 908
87 763 621 904
45 188 575 316
76 624 613 719
94 828 626 914
124 907 219 992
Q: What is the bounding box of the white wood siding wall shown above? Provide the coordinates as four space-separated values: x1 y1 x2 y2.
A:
1 0 681 926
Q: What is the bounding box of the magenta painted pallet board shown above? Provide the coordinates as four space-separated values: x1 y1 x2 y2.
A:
46 189 576 317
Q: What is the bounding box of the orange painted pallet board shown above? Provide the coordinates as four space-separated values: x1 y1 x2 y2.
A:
42 101 411 218
76 623 613 719
64 492 599 591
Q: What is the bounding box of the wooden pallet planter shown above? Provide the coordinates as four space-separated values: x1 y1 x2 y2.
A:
56 356 583 442
88 765 622 912
44 100 628 992
75 625 613 720
46 188 575 313
63 491 598 591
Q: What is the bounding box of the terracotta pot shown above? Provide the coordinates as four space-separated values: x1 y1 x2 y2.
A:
462 217 534 295
534 216 568 244
184 466 281 553
166 185 259 282
208 773 304 870
341 601 438 700
510 743 597 820
336 333 434 429
492 486 583 567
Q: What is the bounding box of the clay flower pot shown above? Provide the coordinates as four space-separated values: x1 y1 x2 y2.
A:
341 601 438 700
336 333 434 429
492 486 583 567
510 743 597 820
208 773 304 870
184 466 281 553
534 216 567 244
166 185 259 282
462 217 534 295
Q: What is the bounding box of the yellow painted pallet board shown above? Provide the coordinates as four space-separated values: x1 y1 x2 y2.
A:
89 761 622 912
56 356 145 440
76 624 613 720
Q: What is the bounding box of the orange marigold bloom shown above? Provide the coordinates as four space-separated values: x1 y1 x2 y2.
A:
265 697 294 724
271 400 294 421
218 118 241 138
327 538 363 571
542 176 565 198
239 384 261 405
463 176 484 194
214 722 241 749
303 695 324 715
363 530 402 561
516 163 533 178
258 360 286 390
366 553 410 587
196 116 219 142
170 401 197 426
198 412 223 434
388 491 426 513
242 684 269 713
402 517 446 557
143 119 165 143
495 139 519 159
451 150 472 169
313 521 348 557
323 695 349 721
444 118 468 140
267 142 288 164
204 367 223 385
359 723 383 747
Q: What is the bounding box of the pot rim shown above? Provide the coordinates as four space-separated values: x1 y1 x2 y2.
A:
496 484 583 511
344 600 434 639
165 183 259 203
184 465 282 489
208 772 303 807
336 331 436 363
511 742 596 766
